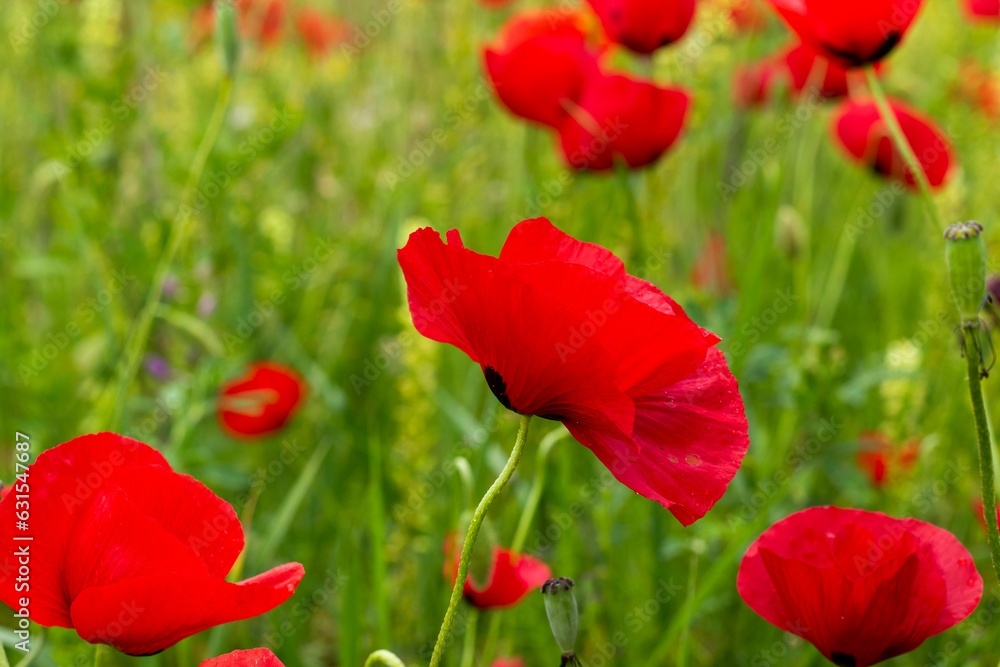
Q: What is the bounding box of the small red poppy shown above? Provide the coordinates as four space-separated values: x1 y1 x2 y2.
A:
855 431 918 487
491 659 525 667
201 648 285 666
728 0 770 31
690 232 733 294
194 0 286 48
738 506 982 667
765 0 924 68
831 98 954 190
296 9 351 58
219 362 306 438
955 59 1000 119
559 71 691 171
0 433 305 656
483 9 600 128
398 218 749 525
965 0 1000 19
584 0 695 55
444 537 551 610
732 59 781 108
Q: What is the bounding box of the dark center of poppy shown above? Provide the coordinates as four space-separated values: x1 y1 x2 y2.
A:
484 366 513 411
817 31 900 68
831 653 857 667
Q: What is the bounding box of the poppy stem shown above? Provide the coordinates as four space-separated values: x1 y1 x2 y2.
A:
482 427 566 663
106 73 234 430
93 644 112 667
963 324 1000 582
364 650 406 667
428 415 532 667
862 66 942 230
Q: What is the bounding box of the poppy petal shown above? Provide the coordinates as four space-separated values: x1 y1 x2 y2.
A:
70 563 305 656
565 348 750 525
201 648 285 666
0 433 169 627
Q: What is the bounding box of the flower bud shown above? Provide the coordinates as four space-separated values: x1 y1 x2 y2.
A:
944 221 987 324
215 0 241 77
542 577 578 656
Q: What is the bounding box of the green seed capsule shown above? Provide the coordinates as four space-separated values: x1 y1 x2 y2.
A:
945 221 987 324
215 0 241 77
542 577 578 656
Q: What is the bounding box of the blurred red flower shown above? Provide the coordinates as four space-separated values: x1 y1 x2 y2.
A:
855 431 918 487
691 232 733 294
584 0 695 54
559 71 691 171
201 648 285 666
738 506 982 667
398 218 749 525
728 0 770 31
193 0 287 48
483 9 600 128
0 433 305 656
831 98 954 190
219 362 306 438
444 536 551 609
965 0 1000 20
956 59 1000 119
491 659 525 667
765 0 924 68
734 42 869 107
296 9 352 58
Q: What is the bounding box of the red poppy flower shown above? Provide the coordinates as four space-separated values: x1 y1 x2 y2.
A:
218 362 305 438
738 507 982 667
728 0 770 31
965 0 1000 19
732 59 782 108
585 0 695 54
398 218 749 525
193 0 286 48
559 72 691 171
296 9 351 57
444 537 551 610
831 98 954 190
690 232 733 294
201 648 285 666
483 9 600 128
855 431 918 487
955 60 1000 119
491 659 525 667
0 433 305 656
765 0 924 68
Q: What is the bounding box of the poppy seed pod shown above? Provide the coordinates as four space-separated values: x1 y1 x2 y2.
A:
215 0 241 77
944 221 987 324
542 577 579 656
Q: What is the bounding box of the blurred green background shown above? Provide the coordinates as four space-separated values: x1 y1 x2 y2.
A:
3 0 1000 665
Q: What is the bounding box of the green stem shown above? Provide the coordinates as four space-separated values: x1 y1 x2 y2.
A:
863 67 942 230
964 325 1000 582
93 645 112 667
459 609 480 667
106 75 234 430
364 650 406 667
429 415 532 667
482 428 565 663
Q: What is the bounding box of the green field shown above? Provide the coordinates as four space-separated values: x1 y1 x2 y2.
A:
4 0 1000 665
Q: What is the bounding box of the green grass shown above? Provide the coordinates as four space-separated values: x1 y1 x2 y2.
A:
4 0 1000 665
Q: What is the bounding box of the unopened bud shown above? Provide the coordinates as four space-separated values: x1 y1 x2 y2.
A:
215 0 241 77
944 221 987 324
542 577 578 656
